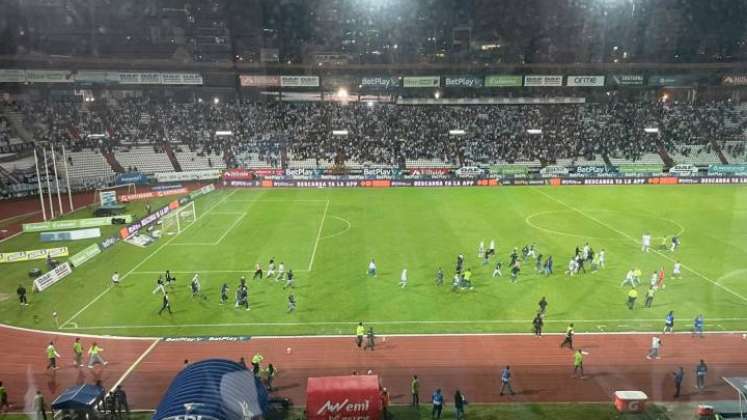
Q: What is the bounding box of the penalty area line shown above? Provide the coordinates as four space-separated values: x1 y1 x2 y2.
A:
59 189 239 329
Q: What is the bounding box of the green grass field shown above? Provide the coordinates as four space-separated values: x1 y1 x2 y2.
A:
1 185 746 337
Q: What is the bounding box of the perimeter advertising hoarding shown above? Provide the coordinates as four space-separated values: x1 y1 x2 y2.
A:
240 75 281 87
722 75 747 86
708 164 747 176
360 76 400 89
524 75 563 87
68 243 102 267
25 70 74 83
119 200 180 239
566 75 605 87
0 247 68 263
484 75 523 87
119 188 188 202
608 75 645 86
574 165 619 175
443 76 483 88
23 216 133 232
616 163 663 175
403 76 440 88
33 262 73 292
647 75 700 87
280 75 320 87
490 165 530 176
0 69 27 83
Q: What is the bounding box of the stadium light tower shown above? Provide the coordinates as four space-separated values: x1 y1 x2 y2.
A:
337 87 349 100
644 127 659 134
213 97 220 105
332 130 349 136
434 91 441 99
448 129 466 136
527 129 542 135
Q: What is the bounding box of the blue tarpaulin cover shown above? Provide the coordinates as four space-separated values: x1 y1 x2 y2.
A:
51 384 103 411
153 358 269 420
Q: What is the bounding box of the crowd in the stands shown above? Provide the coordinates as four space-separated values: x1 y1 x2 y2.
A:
6 97 746 167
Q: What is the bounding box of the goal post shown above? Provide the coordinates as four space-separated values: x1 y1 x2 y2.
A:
161 201 197 236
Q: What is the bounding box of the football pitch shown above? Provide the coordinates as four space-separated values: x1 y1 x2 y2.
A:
2 185 747 337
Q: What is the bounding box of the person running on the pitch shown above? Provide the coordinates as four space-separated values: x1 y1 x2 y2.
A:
644 287 656 308
399 268 408 288
368 258 377 277
646 336 662 359
462 267 473 289
165 270 175 286
488 240 496 257
673 260 682 279
355 322 365 348
482 249 490 266
532 313 544 337
236 285 250 311
111 271 120 286
253 263 263 280
695 360 708 391
566 257 578 276
535 253 543 273
538 297 548 315
283 269 295 289
72 338 84 367
544 256 553 276
560 323 575 349
46 341 61 370
276 262 286 281
152 275 166 295
456 253 465 274
663 311 675 334
220 283 229 305
87 342 107 367
576 255 586 274
642 232 652 252
598 249 606 269
492 260 503 277
621 269 637 287
17 284 28 306
287 293 296 313
657 267 666 289
500 366 516 395
510 260 520 283
573 349 586 378
364 327 376 351
671 235 680 252
527 243 537 260
626 287 638 310
158 292 172 315
435 267 444 286
190 274 200 297
521 245 530 262
266 258 276 277
673 367 684 398
591 252 600 272
693 314 704 338
478 241 485 258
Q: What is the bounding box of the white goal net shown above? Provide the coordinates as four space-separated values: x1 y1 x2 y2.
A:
161 201 197 236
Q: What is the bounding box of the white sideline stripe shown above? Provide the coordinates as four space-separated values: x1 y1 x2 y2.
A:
226 199 329 203
0 322 158 340
535 188 747 303
61 317 747 330
59 189 239 328
110 338 160 390
307 199 330 271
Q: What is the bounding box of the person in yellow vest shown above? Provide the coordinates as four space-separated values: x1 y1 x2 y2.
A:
627 288 638 310
87 342 107 368
46 342 61 370
251 353 264 376
355 322 366 348
72 338 84 367
573 349 586 379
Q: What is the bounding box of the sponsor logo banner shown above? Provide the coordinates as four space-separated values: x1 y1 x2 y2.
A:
484 75 523 87
608 74 645 86
403 76 440 88
120 200 179 239
23 216 133 232
99 235 119 250
360 76 400 89
408 168 452 176
25 70 74 83
455 167 485 178
280 75 320 87
240 75 281 87
524 75 563 87
322 75 356 89
708 164 747 176
722 75 747 86
540 165 570 176
397 97 585 105
120 188 188 202
443 76 483 88
41 228 102 242
223 169 254 180
616 164 663 175
566 75 605 87
188 184 216 200
163 336 252 342
363 167 400 179
115 171 148 185
285 168 321 179
69 243 102 267
161 73 203 85
648 74 699 87
0 247 68 263
574 165 619 175
100 191 117 207
33 262 73 292
155 170 221 182
489 165 529 176
115 72 163 84
253 168 284 177
0 69 28 83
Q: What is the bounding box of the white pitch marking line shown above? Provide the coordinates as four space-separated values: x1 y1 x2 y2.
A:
212 213 247 245
535 188 747 303
226 199 329 203
61 317 747 330
59 189 239 328
110 338 160 390
307 199 330 271
319 215 352 240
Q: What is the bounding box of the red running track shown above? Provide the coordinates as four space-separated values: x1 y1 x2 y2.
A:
1 325 746 411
